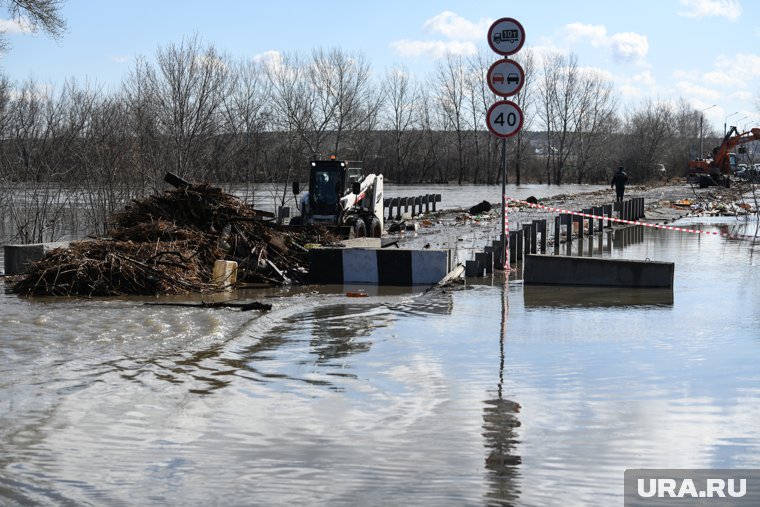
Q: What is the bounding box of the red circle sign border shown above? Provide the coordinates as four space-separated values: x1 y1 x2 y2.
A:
487 17 526 56
486 59 525 97
486 100 524 138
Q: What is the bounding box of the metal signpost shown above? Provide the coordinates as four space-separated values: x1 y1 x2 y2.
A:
486 17 525 271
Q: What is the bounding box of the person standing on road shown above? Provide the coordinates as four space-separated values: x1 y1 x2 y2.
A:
611 166 628 202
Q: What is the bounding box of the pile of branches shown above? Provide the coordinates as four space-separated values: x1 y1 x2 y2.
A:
13 183 337 296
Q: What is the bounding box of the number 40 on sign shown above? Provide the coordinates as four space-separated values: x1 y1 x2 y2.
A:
486 100 523 138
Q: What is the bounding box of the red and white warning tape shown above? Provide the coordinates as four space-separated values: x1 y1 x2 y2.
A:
506 197 758 240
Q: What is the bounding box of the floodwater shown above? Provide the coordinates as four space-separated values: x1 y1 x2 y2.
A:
2 186 760 506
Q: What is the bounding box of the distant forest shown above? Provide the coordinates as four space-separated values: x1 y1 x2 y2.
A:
0 36 741 243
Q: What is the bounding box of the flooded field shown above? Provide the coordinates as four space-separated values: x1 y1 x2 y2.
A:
1 184 759 506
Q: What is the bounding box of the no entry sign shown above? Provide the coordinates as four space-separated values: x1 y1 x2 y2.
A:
486 100 524 138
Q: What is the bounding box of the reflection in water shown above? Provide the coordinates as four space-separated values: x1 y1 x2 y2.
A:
483 283 521 506
105 293 457 394
524 285 674 308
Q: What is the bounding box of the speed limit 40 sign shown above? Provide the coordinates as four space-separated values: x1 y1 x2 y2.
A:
486 100 523 138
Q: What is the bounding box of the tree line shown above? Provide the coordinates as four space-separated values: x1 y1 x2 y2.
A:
0 35 724 243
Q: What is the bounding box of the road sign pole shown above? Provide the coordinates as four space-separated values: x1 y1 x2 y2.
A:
501 136 508 270
487 16 524 273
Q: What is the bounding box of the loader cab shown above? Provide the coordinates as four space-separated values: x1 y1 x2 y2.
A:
309 160 347 215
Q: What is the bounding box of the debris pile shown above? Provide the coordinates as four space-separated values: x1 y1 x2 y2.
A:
666 196 758 216
13 183 337 297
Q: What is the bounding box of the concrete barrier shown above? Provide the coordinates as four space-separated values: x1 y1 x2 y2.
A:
308 247 451 285
524 254 674 288
3 242 69 275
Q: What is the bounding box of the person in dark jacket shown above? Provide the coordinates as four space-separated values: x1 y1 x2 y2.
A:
611 166 628 202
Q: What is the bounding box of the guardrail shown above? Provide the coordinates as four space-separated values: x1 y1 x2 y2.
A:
383 194 442 220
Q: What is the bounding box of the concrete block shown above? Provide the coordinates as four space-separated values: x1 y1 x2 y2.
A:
3 242 69 275
465 260 480 277
524 254 674 288
308 247 450 285
212 260 238 289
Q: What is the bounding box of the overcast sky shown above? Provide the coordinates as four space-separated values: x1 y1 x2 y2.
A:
0 0 757 131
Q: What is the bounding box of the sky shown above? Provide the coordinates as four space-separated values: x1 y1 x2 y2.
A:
0 0 758 132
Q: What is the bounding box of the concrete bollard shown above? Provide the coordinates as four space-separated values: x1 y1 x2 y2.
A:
574 215 584 238
465 259 481 277
603 204 613 228
582 208 593 236
562 213 573 243
516 229 524 260
475 252 487 276
484 251 493 274
492 240 503 268
508 232 517 265
534 219 547 253
522 224 533 256
212 260 238 289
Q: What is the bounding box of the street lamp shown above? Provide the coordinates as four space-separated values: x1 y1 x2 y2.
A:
700 104 717 158
724 111 739 136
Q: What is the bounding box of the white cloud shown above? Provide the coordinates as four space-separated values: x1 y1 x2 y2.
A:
633 69 656 86
0 17 33 34
390 39 477 59
391 11 487 60
111 55 130 64
619 84 644 97
577 65 615 82
253 50 283 70
734 90 754 101
716 52 760 79
560 23 648 64
422 11 491 41
678 0 742 21
563 22 607 46
609 32 649 63
675 80 723 101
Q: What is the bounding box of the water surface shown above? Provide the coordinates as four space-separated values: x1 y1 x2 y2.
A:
1 208 759 506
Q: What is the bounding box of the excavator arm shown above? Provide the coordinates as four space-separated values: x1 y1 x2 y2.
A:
712 127 760 174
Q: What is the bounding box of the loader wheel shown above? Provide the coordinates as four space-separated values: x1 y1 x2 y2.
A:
368 218 382 238
352 219 366 238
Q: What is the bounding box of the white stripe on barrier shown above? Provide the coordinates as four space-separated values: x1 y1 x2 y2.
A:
506 197 756 240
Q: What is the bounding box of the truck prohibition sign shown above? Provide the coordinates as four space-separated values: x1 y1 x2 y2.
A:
487 17 525 56
486 100 523 138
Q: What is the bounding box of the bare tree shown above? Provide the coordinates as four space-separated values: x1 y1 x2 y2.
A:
436 53 468 185
1 0 66 51
382 65 420 182
222 58 271 198
538 52 581 184
509 49 537 186
621 99 676 182
465 50 488 184
144 34 231 181
314 48 373 156
573 69 618 183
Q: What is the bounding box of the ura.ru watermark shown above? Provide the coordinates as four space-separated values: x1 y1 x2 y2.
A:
625 469 760 506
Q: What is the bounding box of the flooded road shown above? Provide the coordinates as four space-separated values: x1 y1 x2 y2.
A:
2 191 760 505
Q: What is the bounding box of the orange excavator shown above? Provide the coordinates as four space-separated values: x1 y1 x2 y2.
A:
687 126 760 187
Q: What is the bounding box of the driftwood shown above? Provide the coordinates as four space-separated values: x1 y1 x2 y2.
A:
13 182 339 297
145 301 272 311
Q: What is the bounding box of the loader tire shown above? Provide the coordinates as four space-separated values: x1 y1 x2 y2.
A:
352 219 367 238
368 218 382 238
